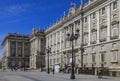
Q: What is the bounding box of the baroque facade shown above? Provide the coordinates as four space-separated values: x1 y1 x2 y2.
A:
2 33 30 71
30 28 45 70
45 0 120 76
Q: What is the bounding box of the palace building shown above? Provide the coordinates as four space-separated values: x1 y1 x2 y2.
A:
45 0 120 76
30 28 45 70
2 33 30 71
1 0 120 77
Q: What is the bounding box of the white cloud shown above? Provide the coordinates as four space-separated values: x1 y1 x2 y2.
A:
0 4 30 16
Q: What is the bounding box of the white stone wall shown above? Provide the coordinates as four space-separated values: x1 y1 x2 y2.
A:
45 0 120 74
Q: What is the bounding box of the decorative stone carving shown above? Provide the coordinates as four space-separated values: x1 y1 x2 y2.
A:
100 25 107 29
111 20 119 25
91 28 97 32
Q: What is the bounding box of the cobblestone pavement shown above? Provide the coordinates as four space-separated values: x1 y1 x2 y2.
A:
0 72 120 81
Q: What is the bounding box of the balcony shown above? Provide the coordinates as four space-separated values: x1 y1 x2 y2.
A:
18 54 22 57
83 43 88 46
90 41 97 44
110 35 119 40
83 31 89 35
91 28 97 32
99 38 106 42
11 54 16 57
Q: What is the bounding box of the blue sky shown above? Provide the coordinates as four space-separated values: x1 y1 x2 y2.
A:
0 0 88 59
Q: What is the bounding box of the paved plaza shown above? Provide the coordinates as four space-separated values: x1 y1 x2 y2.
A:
0 72 120 81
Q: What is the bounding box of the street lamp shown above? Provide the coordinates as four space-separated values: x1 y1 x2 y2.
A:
46 46 51 74
67 26 79 79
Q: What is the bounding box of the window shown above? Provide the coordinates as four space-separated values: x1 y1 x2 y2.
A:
112 43 116 48
100 29 107 39
85 17 87 22
102 7 105 15
93 13 96 19
101 53 105 62
112 28 118 36
83 54 87 64
11 42 16 48
113 1 117 9
92 54 95 63
111 51 118 62
84 35 88 45
91 32 97 42
101 45 104 50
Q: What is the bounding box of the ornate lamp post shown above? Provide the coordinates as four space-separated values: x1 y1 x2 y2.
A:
67 26 79 79
46 46 51 74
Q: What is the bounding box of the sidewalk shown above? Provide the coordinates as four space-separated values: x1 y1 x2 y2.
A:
1 72 120 81
0 77 8 81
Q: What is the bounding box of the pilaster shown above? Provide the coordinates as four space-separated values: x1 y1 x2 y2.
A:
60 30 62 52
16 41 17 57
119 0 120 38
107 5 111 41
96 10 100 43
23 42 24 57
56 32 57 52
88 15 91 45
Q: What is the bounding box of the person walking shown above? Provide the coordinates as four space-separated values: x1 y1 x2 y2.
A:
52 65 55 75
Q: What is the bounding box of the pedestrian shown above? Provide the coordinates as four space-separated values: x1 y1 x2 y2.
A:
98 69 102 79
52 65 55 75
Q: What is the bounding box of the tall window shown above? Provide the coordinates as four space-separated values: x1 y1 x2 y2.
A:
112 27 118 37
93 12 96 19
92 54 95 63
83 54 87 64
111 51 118 62
113 1 117 9
85 17 87 22
84 35 88 45
101 29 107 39
101 53 105 62
102 7 105 15
91 32 97 42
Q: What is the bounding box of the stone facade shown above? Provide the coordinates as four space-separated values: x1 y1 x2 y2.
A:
2 33 30 71
45 0 120 76
30 28 45 70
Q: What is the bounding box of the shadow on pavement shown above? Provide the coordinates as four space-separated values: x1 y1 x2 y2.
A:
21 75 42 81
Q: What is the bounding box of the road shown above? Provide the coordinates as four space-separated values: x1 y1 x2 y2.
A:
0 72 120 81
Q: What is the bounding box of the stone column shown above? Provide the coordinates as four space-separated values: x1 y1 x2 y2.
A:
119 0 120 38
60 30 62 65
107 5 111 41
96 10 100 43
